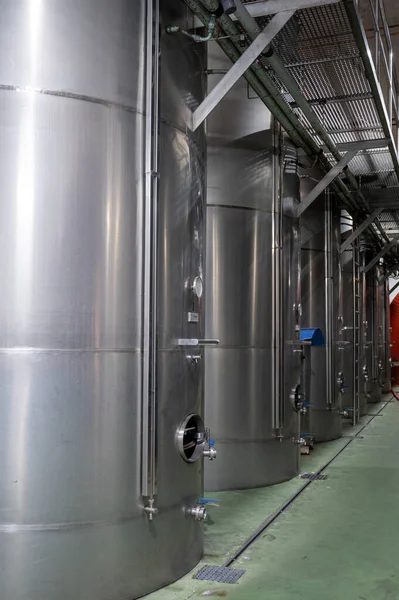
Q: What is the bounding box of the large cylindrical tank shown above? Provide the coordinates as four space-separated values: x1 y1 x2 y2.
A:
204 129 300 491
203 44 299 492
366 264 382 402
300 189 342 442
0 2 207 599
339 216 368 422
379 268 392 392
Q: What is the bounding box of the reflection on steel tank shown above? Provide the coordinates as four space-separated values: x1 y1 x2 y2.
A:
0 2 210 599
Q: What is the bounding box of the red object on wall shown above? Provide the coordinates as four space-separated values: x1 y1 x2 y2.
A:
390 293 399 385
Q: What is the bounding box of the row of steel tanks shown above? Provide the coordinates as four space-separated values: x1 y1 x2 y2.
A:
0 2 392 599
203 39 392 492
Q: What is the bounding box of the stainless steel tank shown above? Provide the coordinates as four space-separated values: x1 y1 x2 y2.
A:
300 188 342 442
366 264 382 403
379 265 392 393
204 129 300 491
339 213 368 423
0 2 208 599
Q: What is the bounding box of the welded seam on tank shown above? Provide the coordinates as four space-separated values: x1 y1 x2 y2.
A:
0 502 186 533
0 84 143 114
0 84 206 149
0 347 142 354
207 203 296 217
0 517 144 533
224 400 389 567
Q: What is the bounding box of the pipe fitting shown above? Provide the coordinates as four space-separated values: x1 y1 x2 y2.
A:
203 446 217 460
187 505 207 521
144 499 159 521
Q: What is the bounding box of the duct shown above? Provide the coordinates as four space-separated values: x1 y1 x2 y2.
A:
191 0 384 247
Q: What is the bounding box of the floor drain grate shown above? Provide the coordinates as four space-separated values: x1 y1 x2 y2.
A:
299 473 328 481
194 565 246 584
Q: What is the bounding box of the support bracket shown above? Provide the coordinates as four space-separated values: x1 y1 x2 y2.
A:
363 241 397 274
340 208 383 253
297 150 358 217
191 10 295 131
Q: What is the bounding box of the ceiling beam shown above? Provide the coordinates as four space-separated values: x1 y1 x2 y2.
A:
298 151 357 216
340 209 383 253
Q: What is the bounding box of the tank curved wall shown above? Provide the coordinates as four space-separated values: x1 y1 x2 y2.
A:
378 269 392 393
300 188 342 442
204 129 300 491
366 265 382 402
0 2 207 599
340 218 368 422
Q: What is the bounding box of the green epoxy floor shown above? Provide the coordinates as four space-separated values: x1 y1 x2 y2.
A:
146 397 399 600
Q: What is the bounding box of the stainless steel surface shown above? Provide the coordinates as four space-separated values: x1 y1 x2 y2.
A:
340 242 357 419
0 1 207 599
366 264 383 402
205 112 300 490
300 174 342 442
379 269 392 392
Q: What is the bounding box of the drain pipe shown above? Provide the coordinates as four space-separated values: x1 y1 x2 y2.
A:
192 0 382 238
233 0 388 245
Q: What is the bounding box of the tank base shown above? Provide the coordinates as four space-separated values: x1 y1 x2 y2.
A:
204 437 298 492
368 381 382 404
303 408 342 443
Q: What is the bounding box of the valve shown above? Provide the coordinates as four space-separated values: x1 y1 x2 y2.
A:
202 429 217 460
187 505 207 521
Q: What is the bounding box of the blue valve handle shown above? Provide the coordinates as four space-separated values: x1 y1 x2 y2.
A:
197 498 220 505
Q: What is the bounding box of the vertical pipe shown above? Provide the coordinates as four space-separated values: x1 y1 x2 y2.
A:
272 118 283 434
142 0 160 502
325 191 333 406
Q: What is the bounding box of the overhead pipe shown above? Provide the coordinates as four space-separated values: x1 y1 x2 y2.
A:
191 0 382 246
233 0 389 246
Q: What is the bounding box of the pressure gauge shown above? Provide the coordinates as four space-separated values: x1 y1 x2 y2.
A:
186 276 203 299
192 276 203 299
